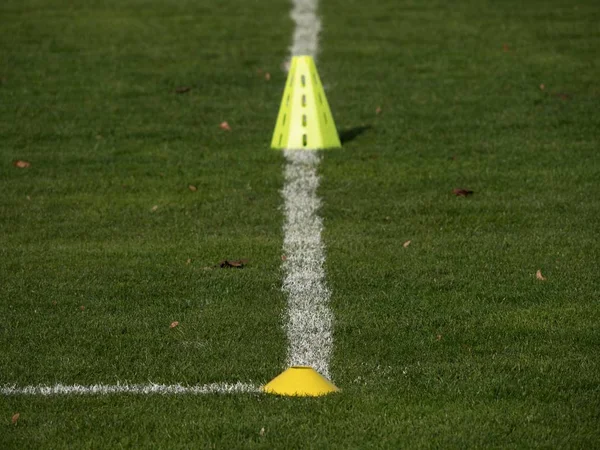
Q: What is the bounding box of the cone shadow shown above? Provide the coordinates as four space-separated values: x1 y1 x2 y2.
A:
339 125 372 144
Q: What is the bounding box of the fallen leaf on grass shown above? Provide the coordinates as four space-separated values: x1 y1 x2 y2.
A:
436 334 443 341
220 121 231 131
13 160 31 168
264 72 271 81
188 184 197 192
219 259 248 268
539 84 545 91
403 240 412 248
151 205 158 212
536 269 546 281
186 258 191 264
453 188 474 197
502 43 510 52
170 321 179 329
281 255 287 261
80 305 85 311
375 106 382 115
175 86 191 94
11 413 20 425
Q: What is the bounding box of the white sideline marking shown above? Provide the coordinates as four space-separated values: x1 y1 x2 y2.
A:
282 150 333 380
1 382 261 396
290 0 321 57
281 0 333 380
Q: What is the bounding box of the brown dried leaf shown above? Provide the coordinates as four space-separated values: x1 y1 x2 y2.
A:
403 240 412 248
502 43 510 52
220 121 231 131
80 305 85 311
539 84 545 91
436 334 443 341
188 184 197 192
453 188 474 197
13 160 31 169
536 269 546 281
375 106 382 115
170 321 179 329
175 86 191 94
219 259 248 268
11 413 20 425
264 72 271 81
281 255 287 261
151 205 158 212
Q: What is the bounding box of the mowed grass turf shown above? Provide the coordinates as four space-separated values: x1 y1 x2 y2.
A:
0 1 290 389
1 0 599 448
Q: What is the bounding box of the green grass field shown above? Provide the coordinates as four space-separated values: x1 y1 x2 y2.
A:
1 0 599 447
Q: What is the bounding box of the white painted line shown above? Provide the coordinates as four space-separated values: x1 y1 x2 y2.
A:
280 0 334 381
1 382 261 396
290 0 321 57
282 151 333 380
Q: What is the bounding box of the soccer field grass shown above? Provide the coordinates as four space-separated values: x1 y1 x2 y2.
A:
1 0 599 447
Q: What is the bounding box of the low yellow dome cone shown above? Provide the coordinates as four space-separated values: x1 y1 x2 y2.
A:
271 56 341 150
263 366 340 397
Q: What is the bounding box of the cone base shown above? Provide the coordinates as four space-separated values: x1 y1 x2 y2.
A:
263 366 340 397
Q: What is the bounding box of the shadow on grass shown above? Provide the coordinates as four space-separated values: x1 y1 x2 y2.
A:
339 125 372 144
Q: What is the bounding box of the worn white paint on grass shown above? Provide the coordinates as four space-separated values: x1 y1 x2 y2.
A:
0 382 261 396
280 0 334 381
290 0 321 57
282 150 332 380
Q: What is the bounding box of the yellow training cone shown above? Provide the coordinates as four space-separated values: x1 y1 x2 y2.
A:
271 56 341 150
263 366 340 397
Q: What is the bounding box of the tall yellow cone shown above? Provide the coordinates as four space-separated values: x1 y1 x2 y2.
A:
263 366 340 397
271 56 341 150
